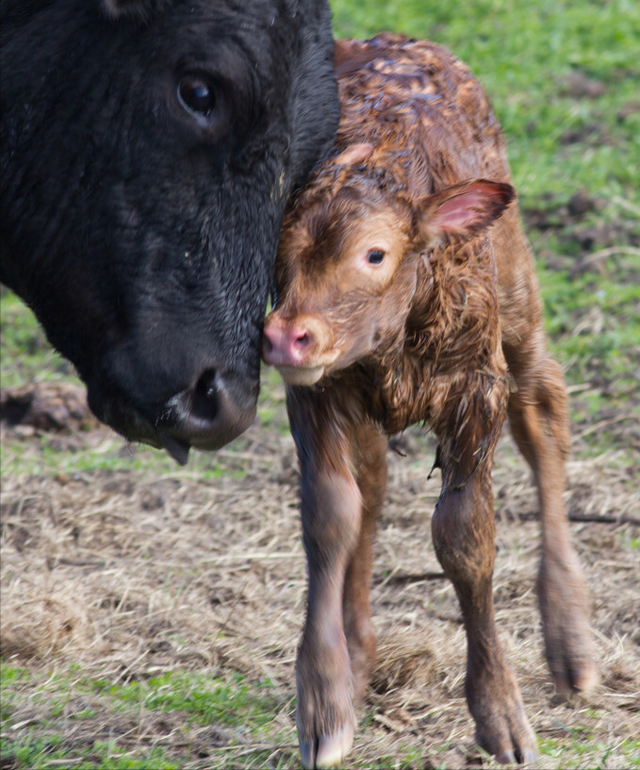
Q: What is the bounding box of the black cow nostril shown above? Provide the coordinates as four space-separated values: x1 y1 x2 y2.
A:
191 369 219 423
156 367 257 457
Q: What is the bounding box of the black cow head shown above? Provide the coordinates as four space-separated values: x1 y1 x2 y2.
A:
0 0 339 462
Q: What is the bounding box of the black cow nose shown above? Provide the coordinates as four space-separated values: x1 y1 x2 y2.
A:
158 368 257 464
191 369 219 423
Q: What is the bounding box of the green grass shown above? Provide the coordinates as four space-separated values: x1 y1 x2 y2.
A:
538 737 640 769
0 738 180 770
542 258 640 380
1 664 287 770
0 291 76 390
0 426 270 479
88 671 279 730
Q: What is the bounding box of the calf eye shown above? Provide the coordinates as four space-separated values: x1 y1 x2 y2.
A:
366 249 385 265
178 76 216 117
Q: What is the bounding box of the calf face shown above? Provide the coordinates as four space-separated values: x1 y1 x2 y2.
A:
263 158 514 385
1 0 339 462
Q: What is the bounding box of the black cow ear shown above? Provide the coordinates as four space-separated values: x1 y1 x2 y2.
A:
100 0 173 22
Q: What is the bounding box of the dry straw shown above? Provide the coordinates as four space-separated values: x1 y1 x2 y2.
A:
1 411 639 768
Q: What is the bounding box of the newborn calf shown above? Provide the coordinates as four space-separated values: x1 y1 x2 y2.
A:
263 33 595 769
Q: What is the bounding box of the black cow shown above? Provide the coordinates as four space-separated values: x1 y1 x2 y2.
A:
0 0 339 463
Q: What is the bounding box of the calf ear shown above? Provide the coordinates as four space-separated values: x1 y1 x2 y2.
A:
416 180 515 247
100 0 173 22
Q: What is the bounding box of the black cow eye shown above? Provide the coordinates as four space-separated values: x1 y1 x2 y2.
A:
178 76 216 117
366 249 385 265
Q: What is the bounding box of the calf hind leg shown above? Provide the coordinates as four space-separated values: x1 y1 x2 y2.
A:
507 356 597 693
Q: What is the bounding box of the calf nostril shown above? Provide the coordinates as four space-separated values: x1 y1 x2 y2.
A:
293 331 311 350
191 369 219 423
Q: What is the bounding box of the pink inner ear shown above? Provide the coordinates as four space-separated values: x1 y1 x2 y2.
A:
431 181 513 235
434 189 489 231
419 180 514 245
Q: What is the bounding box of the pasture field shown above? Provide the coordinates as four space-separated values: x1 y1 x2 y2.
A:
1 1 639 768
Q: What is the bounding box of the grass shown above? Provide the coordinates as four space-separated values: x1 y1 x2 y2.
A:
0 291 76 390
1 664 288 770
537 737 640 769
6 656 638 770
88 671 279 730
0 427 276 480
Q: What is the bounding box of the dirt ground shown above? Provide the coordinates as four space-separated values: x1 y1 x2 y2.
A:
1 386 639 768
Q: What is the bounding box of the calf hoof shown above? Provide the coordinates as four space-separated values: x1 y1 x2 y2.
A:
537 555 598 695
489 745 538 766
299 724 354 769
296 638 356 769
475 712 537 765
469 663 537 765
547 645 598 696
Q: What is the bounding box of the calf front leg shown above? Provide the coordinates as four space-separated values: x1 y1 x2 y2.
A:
432 450 537 763
297 469 360 769
288 390 362 769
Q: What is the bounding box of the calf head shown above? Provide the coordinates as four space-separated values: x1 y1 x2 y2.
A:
1 0 338 462
263 145 515 386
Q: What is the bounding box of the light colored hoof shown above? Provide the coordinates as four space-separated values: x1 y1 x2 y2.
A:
299 723 354 769
552 659 599 696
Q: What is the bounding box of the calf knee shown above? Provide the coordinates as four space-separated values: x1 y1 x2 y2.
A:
300 471 362 565
431 479 496 588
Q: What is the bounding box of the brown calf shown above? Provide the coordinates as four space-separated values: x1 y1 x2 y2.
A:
262 33 596 769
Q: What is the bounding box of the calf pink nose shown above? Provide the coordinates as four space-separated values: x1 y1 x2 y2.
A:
263 320 314 367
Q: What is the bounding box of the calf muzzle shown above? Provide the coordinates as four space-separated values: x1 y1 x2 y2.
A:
262 312 338 385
